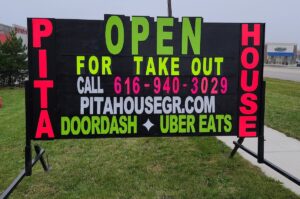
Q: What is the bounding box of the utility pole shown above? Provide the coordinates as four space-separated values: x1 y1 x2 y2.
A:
168 0 172 17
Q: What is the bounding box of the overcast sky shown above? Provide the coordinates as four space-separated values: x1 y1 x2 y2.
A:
0 0 299 46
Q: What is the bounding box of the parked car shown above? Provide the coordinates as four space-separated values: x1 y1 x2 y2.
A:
296 60 300 67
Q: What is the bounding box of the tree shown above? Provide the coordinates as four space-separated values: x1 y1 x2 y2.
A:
0 31 27 87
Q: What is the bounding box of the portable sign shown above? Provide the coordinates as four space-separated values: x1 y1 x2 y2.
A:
7 16 300 199
27 15 265 140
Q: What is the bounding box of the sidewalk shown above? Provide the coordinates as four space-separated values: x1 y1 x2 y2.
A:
218 126 300 195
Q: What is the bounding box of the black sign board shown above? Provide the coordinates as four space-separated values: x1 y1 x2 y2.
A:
27 15 265 140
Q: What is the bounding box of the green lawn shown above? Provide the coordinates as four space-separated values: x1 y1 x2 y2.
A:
0 86 299 199
264 78 300 140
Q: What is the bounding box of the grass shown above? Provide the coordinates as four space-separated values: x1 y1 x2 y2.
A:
0 85 299 199
264 78 300 140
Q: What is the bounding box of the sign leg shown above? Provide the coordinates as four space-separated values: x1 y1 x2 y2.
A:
257 81 266 163
229 138 245 158
34 145 50 171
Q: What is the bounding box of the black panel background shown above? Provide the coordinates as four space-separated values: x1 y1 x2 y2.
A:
27 18 264 140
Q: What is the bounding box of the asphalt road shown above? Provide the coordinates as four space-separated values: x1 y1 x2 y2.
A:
264 65 300 82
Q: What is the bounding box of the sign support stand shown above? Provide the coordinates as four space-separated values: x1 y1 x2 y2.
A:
25 80 32 176
229 81 300 186
0 145 50 199
0 82 50 199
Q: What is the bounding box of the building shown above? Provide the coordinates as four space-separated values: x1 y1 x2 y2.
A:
13 24 28 48
0 23 12 43
0 23 27 47
265 43 298 65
